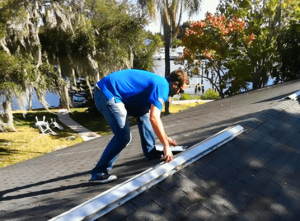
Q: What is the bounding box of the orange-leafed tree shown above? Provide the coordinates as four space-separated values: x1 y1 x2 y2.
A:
179 13 255 98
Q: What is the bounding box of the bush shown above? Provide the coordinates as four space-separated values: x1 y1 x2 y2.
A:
179 94 202 100
202 89 219 100
179 94 192 100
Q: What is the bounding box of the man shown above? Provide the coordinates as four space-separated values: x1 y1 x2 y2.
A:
90 69 188 183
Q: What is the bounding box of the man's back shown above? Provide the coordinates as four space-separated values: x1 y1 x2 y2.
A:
97 69 169 110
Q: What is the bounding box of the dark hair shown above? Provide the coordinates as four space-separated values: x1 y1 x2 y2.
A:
167 69 189 86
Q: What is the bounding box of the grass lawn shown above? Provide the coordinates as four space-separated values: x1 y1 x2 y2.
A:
164 102 202 114
0 109 82 168
0 102 201 168
68 107 112 136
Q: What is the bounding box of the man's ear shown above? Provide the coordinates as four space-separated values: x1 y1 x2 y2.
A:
170 81 179 90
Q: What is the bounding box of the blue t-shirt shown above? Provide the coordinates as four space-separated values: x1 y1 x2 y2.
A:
97 69 169 111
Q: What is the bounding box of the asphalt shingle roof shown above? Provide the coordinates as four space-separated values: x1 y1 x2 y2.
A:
1 79 300 221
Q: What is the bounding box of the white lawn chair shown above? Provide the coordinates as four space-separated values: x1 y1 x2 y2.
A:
35 116 48 127
50 118 64 130
35 116 57 135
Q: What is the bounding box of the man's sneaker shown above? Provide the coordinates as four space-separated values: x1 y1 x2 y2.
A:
89 174 117 184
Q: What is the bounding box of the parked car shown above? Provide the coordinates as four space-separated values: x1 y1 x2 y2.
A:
72 94 88 107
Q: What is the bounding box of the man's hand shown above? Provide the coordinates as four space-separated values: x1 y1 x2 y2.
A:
162 146 173 162
162 137 177 162
167 137 177 146
149 105 175 163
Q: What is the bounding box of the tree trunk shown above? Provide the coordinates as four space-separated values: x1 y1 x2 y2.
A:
0 119 7 132
71 69 76 90
3 95 16 132
85 76 93 99
129 46 134 69
163 22 171 115
64 83 71 111
252 66 262 90
57 62 71 111
28 87 33 111
0 39 11 55
164 22 171 77
96 72 100 82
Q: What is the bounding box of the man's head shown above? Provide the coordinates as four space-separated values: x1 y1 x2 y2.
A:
167 69 189 97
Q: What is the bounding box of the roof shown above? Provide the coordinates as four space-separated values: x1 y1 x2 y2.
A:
1 79 300 220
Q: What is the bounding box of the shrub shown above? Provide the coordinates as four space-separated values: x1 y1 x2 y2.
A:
179 94 201 100
202 89 219 100
179 94 192 100
179 94 202 100
194 94 202 99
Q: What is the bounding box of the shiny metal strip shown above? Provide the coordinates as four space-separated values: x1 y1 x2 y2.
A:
50 125 244 221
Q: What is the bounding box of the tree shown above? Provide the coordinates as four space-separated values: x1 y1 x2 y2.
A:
0 52 29 131
177 21 191 39
0 0 65 131
180 13 255 98
133 32 160 71
276 22 300 82
0 0 152 131
137 0 202 75
217 0 300 89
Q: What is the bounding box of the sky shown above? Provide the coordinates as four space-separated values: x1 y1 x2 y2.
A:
145 0 220 34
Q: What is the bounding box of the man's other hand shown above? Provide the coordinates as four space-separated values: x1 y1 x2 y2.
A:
162 146 173 162
167 137 177 146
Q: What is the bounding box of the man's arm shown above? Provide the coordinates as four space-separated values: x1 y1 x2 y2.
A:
149 104 176 162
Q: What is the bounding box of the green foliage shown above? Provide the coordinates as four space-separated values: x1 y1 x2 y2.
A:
179 94 202 100
38 63 60 90
179 94 192 100
0 0 158 129
133 31 165 71
276 22 300 82
172 39 182 47
150 33 164 48
0 52 28 92
224 58 252 96
180 0 300 99
202 89 219 100
89 0 149 73
217 0 300 89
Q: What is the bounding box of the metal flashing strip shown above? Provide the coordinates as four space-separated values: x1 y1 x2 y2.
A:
50 125 244 221
286 90 300 101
